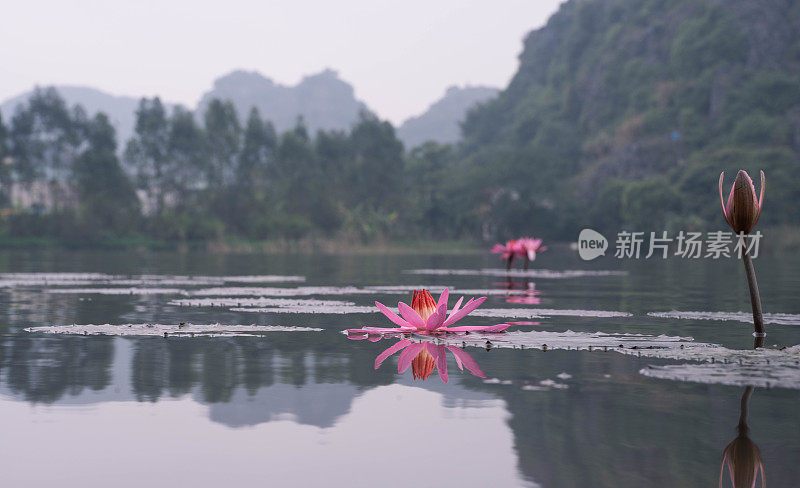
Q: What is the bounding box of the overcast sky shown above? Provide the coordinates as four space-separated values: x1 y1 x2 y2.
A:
0 0 563 125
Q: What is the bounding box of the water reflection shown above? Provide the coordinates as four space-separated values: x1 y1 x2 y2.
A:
720 386 766 488
373 339 486 383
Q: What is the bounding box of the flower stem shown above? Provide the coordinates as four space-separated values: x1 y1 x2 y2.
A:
737 386 753 436
741 246 764 337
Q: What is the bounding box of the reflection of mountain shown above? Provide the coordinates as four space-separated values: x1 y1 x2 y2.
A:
0 333 497 429
207 383 362 428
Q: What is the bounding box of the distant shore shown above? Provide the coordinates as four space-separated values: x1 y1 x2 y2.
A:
0 226 797 254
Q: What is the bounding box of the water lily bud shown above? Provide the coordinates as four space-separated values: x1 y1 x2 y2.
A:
719 170 765 234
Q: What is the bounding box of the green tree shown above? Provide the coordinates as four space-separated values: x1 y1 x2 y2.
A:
0 113 10 206
346 112 404 212
404 142 454 237
203 99 241 189
9 88 81 210
74 114 140 236
124 98 169 217
238 107 277 189
166 106 206 206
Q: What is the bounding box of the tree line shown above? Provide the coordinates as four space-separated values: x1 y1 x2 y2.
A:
0 87 461 245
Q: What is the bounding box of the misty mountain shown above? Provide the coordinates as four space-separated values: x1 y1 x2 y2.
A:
0 86 152 146
197 69 372 134
397 85 499 149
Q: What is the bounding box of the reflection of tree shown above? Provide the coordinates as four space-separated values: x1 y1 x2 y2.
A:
454 349 799 488
3 335 114 403
132 338 168 402
202 341 240 403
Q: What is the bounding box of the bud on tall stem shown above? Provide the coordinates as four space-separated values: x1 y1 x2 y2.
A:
719 170 765 341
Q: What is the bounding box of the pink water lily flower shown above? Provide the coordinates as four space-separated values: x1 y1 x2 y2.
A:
374 339 486 383
517 237 547 262
491 240 523 270
346 288 510 336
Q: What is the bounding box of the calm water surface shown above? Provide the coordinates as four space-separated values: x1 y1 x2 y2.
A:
0 248 797 487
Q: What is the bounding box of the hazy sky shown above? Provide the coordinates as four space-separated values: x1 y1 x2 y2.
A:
0 0 563 125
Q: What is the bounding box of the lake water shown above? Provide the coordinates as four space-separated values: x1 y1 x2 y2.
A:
0 248 797 487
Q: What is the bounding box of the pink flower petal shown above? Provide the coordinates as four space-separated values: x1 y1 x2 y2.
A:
375 301 412 328
375 340 412 369
719 172 731 226
398 302 426 329
755 170 765 224
450 297 464 317
430 343 448 383
397 342 426 373
436 287 450 312
445 345 486 378
442 296 487 327
426 310 444 330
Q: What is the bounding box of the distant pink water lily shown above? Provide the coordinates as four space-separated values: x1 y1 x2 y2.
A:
346 288 510 336
491 237 546 270
374 339 486 383
491 240 523 270
517 237 547 263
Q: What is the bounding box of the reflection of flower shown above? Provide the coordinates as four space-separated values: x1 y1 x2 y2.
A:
375 339 486 383
346 288 509 336
719 386 765 488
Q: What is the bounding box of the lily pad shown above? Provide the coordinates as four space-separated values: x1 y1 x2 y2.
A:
24 323 322 337
404 268 626 279
648 310 800 326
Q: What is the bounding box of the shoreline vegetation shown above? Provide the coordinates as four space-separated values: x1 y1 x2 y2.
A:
0 225 798 254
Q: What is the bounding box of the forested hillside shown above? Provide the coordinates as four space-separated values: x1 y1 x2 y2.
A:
0 0 798 247
455 0 800 239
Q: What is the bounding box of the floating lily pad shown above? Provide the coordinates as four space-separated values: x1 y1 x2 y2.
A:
0 273 305 289
648 310 800 326
24 323 322 337
421 330 800 389
46 287 186 295
404 268 627 278
472 308 632 319
188 286 374 297
640 362 800 389
170 297 357 308
231 305 376 314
